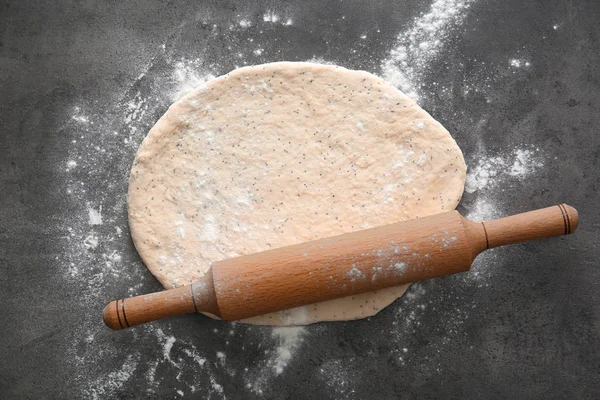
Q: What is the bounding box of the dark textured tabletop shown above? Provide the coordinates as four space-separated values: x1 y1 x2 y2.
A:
2 1 599 399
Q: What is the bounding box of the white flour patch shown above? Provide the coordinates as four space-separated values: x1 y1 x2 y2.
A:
156 329 177 365
381 0 475 100
104 250 122 264
348 266 366 281
390 262 407 274
87 205 103 225
171 59 216 101
305 56 337 66
465 195 500 222
210 376 224 394
216 351 226 365
71 106 90 124
262 11 280 23
271 327 305 375
83 234 99 250
466 147 543 193
509 59 531 69
183 348 207 367
244 326 307 394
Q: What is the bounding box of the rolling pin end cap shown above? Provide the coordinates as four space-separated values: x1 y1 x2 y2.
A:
561 204 579 234
103 300 123 330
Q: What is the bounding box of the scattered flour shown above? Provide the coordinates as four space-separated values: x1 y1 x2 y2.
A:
465 196 500 222
57 10 319 399
381 0 475 100
465 147 543 193
87 354 139 400
58 1 550 397
61 42 315 395
319 359 356 399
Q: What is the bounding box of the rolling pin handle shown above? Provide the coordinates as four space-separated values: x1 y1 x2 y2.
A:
103 300 126 330
481 203 578 249
102 273 220 330
104 203 579 329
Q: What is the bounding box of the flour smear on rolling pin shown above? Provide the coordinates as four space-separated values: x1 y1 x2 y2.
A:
56 0 550 397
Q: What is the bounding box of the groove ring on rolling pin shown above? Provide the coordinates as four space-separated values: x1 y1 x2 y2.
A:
481 222 490 249
121 299 130 328
115 300 124 329
558 204 569 235
190 285 199 313
563 204 572 234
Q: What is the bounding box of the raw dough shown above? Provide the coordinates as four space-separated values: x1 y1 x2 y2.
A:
128 62 466 325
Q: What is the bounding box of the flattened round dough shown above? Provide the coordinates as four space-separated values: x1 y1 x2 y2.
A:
128 62 466 326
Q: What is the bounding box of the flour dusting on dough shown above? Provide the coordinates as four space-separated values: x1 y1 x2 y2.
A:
128 62 466 326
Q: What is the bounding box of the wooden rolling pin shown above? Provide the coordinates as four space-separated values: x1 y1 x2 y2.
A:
104 204 578 330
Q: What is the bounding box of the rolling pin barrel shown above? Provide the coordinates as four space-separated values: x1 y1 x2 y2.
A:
103 204 578 329
212 210 477 320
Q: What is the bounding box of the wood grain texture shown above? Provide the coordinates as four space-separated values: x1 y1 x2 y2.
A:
103 204 579 329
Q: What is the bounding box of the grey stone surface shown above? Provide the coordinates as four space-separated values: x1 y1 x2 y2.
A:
1 0 599 398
